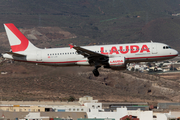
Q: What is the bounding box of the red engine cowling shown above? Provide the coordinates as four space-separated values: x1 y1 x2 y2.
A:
108 57 126 70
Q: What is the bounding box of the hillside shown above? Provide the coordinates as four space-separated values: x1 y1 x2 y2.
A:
0 0 180 51
0 61 180 103
0 0 180 102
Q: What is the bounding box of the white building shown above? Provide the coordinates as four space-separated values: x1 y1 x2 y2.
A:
87 107 155 120
128 109 153 120
79 96 98 105
153 111 180 120
78 96 180 120
51 96 101 112
24 113 49 120
87 107 128 120
3 96 179 120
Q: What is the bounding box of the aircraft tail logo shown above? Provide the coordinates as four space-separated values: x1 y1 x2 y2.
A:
4 23 38 52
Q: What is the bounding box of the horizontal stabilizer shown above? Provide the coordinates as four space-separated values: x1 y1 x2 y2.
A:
5 52 26 57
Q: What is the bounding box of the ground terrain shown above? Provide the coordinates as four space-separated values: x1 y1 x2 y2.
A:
0 0 180 102
0 60 180 103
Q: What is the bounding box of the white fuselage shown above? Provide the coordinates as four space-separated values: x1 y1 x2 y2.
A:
3 42 178 66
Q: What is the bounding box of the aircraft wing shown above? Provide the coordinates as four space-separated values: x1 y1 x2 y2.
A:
69 44 108 58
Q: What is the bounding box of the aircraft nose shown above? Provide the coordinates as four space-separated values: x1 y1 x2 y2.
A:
173 49 178 56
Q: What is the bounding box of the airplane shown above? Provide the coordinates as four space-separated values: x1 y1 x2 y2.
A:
2 23 179 77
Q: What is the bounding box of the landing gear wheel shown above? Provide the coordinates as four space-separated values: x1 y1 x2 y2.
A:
154 68 157 72
93 69 99 77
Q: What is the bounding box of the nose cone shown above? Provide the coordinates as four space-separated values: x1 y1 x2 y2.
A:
172 49 178 57
175 49 178 55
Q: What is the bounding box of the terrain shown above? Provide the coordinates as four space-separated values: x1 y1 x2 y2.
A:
0 61 180 103
0 0 180 102
0 0 180 51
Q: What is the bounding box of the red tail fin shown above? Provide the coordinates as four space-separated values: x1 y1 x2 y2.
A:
4 23 38 52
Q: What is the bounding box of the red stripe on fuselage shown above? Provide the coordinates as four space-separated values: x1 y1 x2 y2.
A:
127 54 178 60
15 60 87 64
14 54 177 64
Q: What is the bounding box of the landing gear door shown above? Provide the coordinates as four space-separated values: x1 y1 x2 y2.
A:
36 50 42 61
152 44 157 54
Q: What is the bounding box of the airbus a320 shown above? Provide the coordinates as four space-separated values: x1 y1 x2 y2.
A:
2 23 178 76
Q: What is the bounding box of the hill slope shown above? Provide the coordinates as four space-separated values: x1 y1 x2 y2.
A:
0 0 180 102
0 61 180 102
0 0 180 52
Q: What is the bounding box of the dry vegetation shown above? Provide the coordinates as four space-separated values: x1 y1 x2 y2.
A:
0 60 180 103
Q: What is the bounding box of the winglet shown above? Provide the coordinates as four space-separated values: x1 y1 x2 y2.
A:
69 44 74 49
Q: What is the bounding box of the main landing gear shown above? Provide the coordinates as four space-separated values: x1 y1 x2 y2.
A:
92 66 100 77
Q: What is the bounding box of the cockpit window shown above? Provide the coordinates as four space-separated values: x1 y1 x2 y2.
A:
163 46 171 49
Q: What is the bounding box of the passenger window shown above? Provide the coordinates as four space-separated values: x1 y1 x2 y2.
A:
166 46 168 49
163 46 165 49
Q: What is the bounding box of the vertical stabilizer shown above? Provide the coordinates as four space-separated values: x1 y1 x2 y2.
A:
4 23 39 52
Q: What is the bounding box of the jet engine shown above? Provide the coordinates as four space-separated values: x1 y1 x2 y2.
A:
108 57 126 70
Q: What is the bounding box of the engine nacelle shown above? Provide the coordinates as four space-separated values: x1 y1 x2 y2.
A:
108 57 126 70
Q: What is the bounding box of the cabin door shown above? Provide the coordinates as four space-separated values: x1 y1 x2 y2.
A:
36 50 42 61
152 44 157 54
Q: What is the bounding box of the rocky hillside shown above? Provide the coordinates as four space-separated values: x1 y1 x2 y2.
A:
0 0 180 102
0 0 180 51
0 61 180 103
